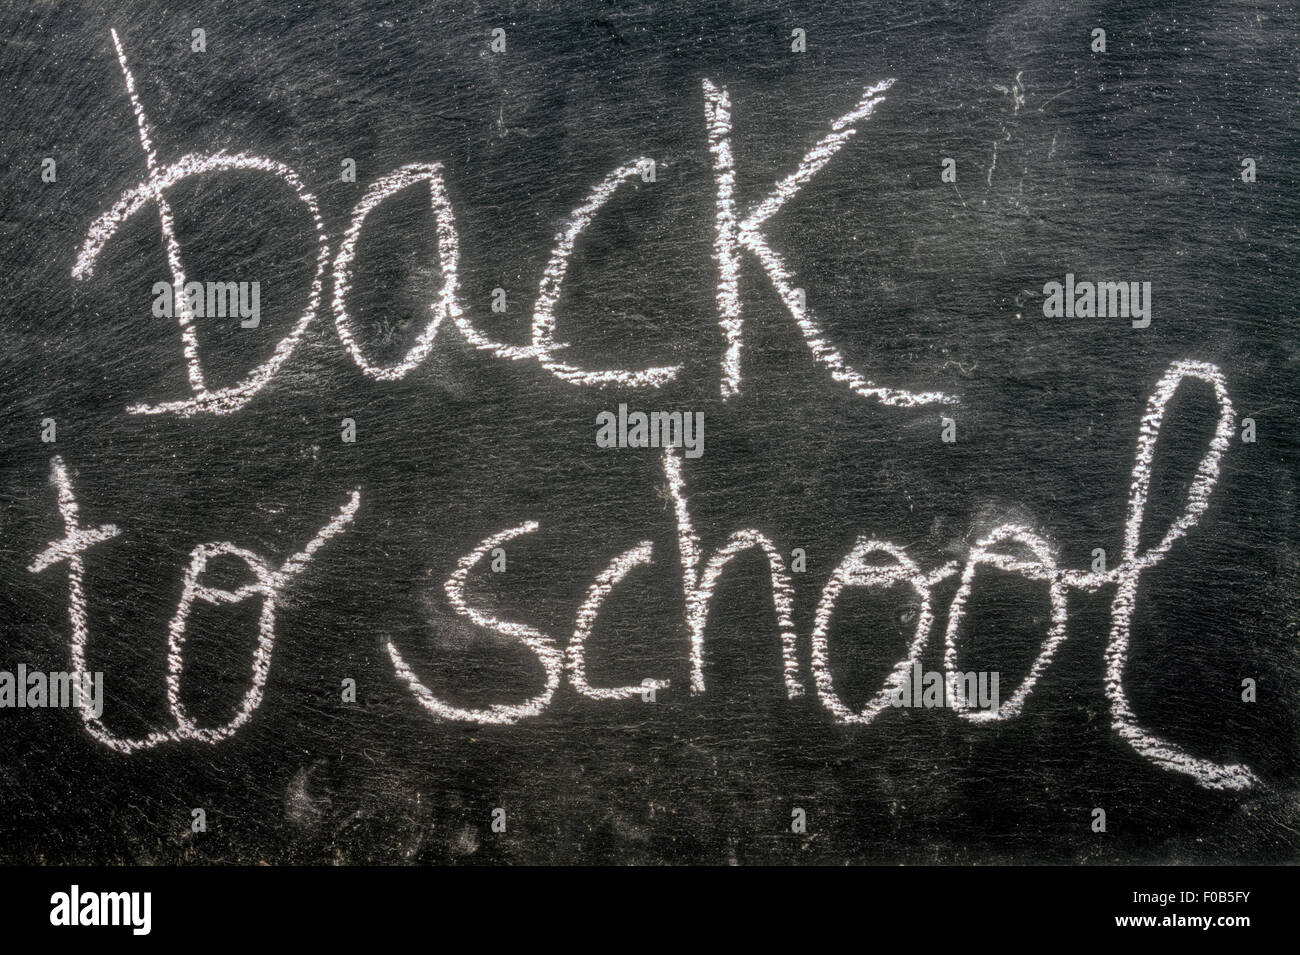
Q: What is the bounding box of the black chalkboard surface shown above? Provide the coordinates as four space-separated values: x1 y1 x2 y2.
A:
0 0 1296 869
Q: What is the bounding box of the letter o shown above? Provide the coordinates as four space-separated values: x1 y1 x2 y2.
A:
943 524 1068 721
811 539 934 724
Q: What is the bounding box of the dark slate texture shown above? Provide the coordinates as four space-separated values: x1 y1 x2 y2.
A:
0 0 1295 864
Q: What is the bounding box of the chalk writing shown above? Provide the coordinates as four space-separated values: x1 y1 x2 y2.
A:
26 29 1262 800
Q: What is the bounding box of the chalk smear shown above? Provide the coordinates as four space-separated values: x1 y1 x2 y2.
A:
387 522 563 724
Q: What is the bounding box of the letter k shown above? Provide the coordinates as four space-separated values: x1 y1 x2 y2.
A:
702 77 954 407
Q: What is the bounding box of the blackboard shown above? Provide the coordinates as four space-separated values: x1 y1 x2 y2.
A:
0 0 1296 867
